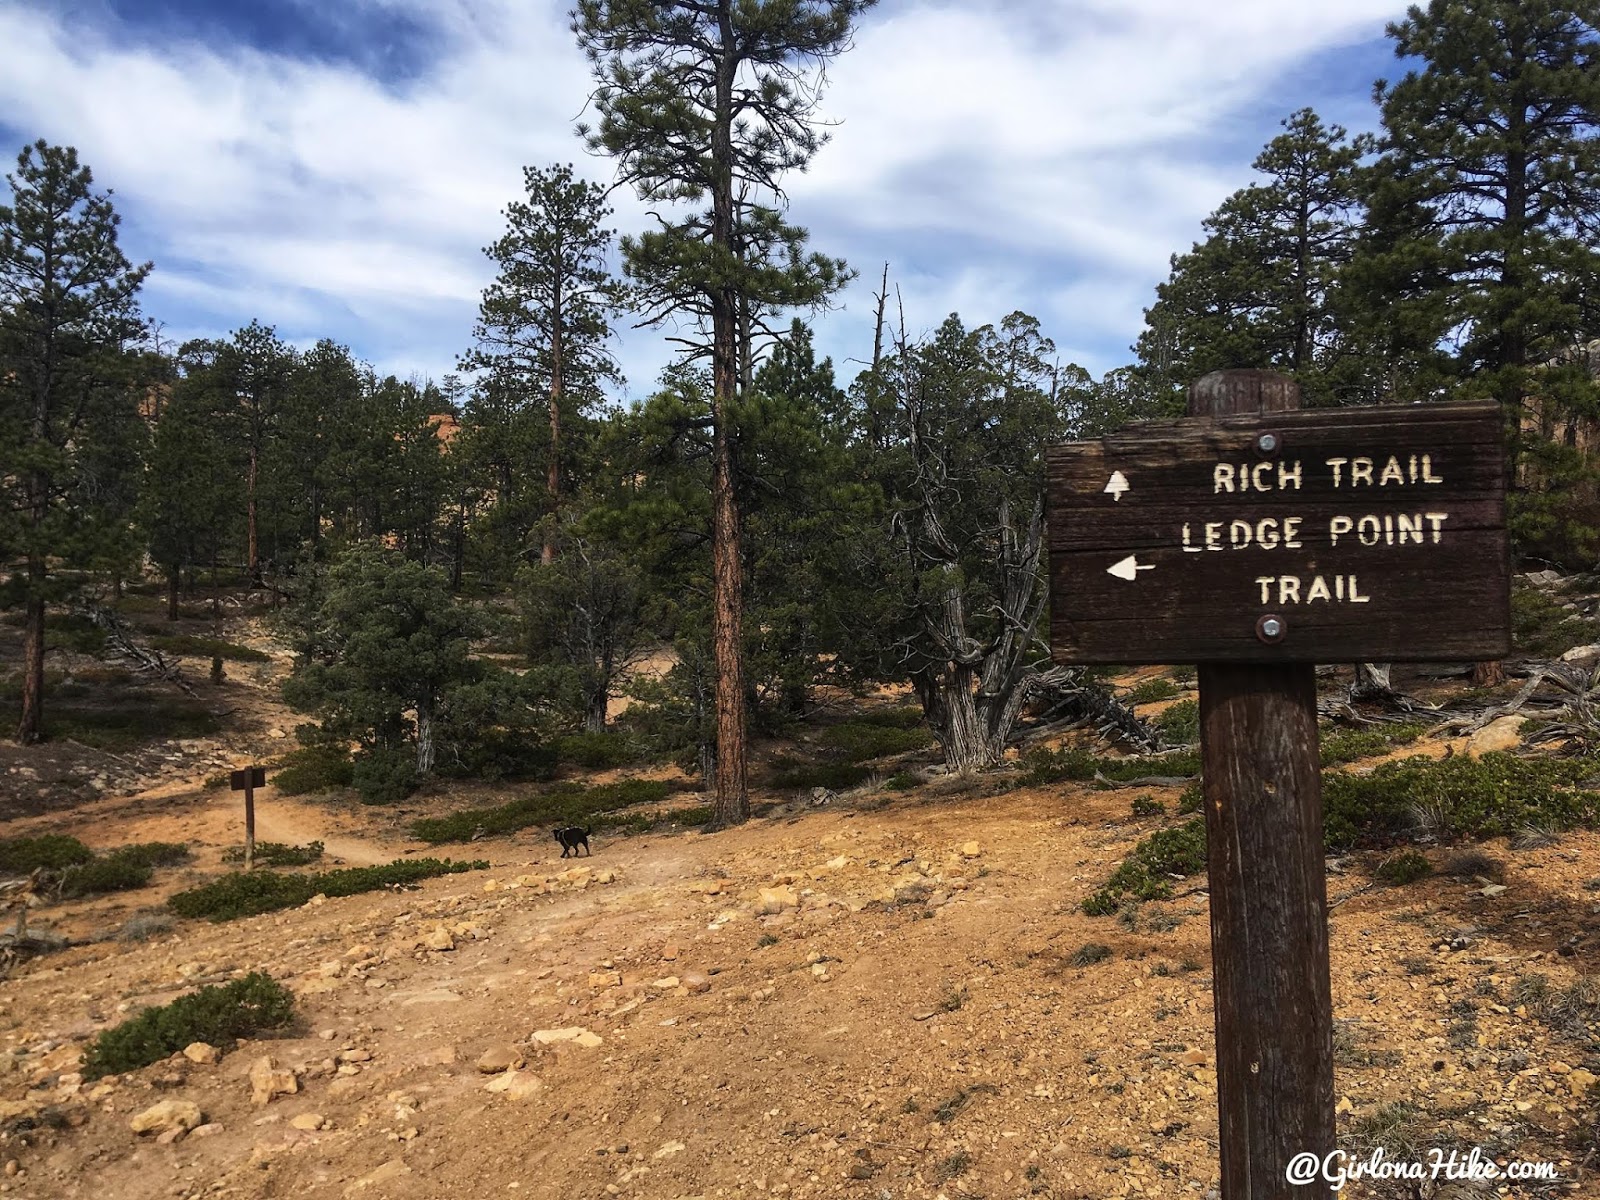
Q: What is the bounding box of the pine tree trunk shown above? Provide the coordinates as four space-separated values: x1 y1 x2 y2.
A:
416 698 436 776
1471 660 1505 688
706 9 748 829
16 572 45 746
247 445 260 588
544 320 563 566
709 320 748 826
167 566 181 621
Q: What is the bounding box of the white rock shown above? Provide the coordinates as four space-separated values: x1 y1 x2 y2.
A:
130 1100 203 1135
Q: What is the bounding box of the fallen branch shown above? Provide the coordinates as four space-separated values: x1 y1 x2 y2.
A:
79 604 196 696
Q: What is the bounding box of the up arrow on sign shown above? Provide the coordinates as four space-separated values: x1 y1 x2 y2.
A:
1106 554 1153 581
1103 470 1130 501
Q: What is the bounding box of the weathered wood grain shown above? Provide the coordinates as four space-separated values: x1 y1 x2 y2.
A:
1188 372 1336 1200
1199 659 1335 1200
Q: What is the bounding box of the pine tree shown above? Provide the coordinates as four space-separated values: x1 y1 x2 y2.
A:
0 141 150 744
140 375 239 619
462 164 623 565
1363 0 1600 679
851 313 1074 771
1364 1 1600 433
1136 109 1365 404
573 0 875 827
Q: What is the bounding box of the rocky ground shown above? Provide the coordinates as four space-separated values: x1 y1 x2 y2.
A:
0 592 1598 1199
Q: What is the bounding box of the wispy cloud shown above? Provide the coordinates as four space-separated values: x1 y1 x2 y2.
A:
0 0 1404 390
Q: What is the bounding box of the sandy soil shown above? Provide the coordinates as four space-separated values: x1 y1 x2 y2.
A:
0 610 1594 1200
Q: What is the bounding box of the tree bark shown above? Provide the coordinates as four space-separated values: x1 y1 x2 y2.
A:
167 566 181 621
585 689 608 735
416 698 436 775
1350 661 1395 701
246 444 260 588
706 0 749 828
16 579 45 746
544 302 563 566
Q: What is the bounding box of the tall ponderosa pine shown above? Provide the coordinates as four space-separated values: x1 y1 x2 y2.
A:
0 141 150 744
573 0 875 827
463 164 623 565
179 323 296 584
1137 109 1365 404
1363 0 1600 677
1363 2 1600 445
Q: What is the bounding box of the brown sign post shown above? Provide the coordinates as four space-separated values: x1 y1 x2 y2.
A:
230 766 266 870
1047 371 1509 1198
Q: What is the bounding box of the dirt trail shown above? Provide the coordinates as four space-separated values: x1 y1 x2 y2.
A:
0 772 1595 1200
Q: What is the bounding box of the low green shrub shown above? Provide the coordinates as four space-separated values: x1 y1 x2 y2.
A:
1322 751 1600 850
1320 723 1427 767
769 761 874 791
1512 584 1600 658
1131 794 1165 818
410 779 674 844
1069 943 1114 967
106 842 191 871
82 972 294 1079
44 700 221 750
854 706 926 730
1023 748 1201 786
222 841 324 867
167 858 488 922
551 730 641 769
1125 676 1181 705
1154 699 1199 745
438 728 558 783
57 856 151 898
271 746 355 795
885 770 923 791
1083 818 1207 913
56 842 192 899
1375 850 1434 886
1176 782 1203 815
44 613 107 655
595 804 715 834
352 747 419 805
820 721 933 762
146 634 270 662
0 835 94 873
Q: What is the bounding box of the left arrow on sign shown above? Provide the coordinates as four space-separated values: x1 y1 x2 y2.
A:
1103 470 1130 501
1106 555 1154 581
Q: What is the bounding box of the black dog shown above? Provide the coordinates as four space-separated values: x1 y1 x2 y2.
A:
553 826 591 858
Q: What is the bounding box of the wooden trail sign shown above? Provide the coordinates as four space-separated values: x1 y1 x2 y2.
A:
1047 397 1510 663
230 766 265 870
1046 371 1511 1200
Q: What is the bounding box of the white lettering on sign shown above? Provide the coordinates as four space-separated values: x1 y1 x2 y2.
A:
1106 446 1465 613
1255 575 1370 604
1328 512 1449 546
1324 454 1445 487
1213 460 1304 493
1181 518 1304 552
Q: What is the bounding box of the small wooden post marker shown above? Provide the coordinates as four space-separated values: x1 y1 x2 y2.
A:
1046 369 1510 1198
230 766 266 870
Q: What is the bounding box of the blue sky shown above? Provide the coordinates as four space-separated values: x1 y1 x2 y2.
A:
1 0 1410 401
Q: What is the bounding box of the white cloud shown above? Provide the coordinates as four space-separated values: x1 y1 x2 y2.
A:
0 0 1403 390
